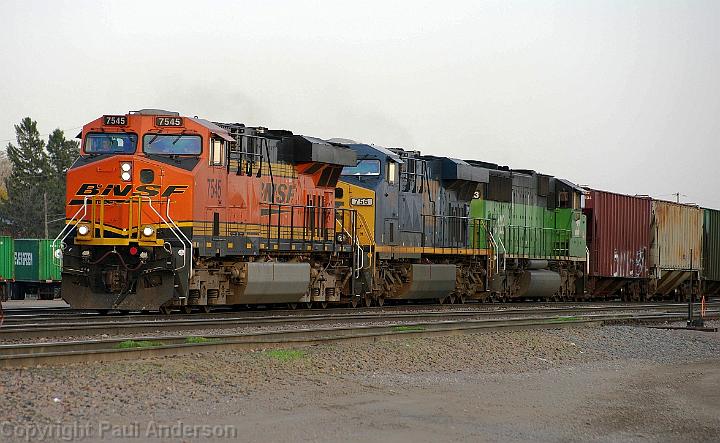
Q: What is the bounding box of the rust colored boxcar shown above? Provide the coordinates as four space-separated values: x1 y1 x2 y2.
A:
650 200 703 295
703 208 720 294
649 200 703 296
583 189 652 297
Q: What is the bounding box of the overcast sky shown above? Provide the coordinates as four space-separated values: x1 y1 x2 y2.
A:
1 0 718 207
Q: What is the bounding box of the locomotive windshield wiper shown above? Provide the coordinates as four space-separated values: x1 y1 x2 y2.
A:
147 130 163 145
171 130 187 145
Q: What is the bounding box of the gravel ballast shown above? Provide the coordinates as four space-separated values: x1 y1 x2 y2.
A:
1 322 719 442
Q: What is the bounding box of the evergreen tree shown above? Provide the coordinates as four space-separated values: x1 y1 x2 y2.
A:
46 129 79 235
0 118 78 238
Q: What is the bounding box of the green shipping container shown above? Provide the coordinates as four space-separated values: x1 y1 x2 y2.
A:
14 239 61 282
703 208 720 282
0 236 14 281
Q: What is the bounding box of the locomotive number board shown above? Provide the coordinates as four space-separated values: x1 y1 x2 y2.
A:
155 116 184 127
350 197 374 206
103 115 128 126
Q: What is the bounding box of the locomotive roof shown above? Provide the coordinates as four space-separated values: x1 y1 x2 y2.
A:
359 144 404 163
189 118 235 142
556 178 585 193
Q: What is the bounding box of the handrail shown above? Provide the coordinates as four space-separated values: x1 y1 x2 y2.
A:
258 201 370 279
334 211 369 278
481 219 505 273
496 223 573 258
353 211 376 279
143 196 192 275
52 196 90 266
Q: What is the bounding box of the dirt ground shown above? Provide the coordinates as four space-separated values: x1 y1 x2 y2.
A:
1 324 719 442
225 360 720 442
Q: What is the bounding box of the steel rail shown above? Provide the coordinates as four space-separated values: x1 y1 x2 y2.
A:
2 298 718 320
3 300 717 322
0 311 715 368
1 304 716 340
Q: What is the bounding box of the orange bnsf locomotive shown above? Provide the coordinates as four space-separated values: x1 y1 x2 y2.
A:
56 109 360 313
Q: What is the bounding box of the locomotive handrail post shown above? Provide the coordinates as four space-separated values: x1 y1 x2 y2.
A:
267 203 272 244
163 197 193 274
486 222 506 272
290 206 295 243
142 196 192 275
52 196 90 265
350 210 355 296
276 203 281 245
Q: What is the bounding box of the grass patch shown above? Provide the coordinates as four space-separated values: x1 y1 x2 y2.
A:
392 325 426 332
545 316 580 323
184 336 220 344
261 349 306 361
114 340 164 349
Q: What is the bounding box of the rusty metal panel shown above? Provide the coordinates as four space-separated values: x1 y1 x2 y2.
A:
704 209 720 281
583 189 651 278
650 200 703 272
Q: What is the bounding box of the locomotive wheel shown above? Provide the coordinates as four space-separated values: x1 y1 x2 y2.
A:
304 302 313 309
97 309 110 315
456 295 465 304
437 297 445 305
200 305 211 314
182 306 193 314
287 303 298 310
349 296 360 308
449 295 457 304
316 301 328 309
377 297 385 307
159 306 172 315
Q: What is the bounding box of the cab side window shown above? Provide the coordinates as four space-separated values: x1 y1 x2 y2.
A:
388 162 397 185
210 138 225 166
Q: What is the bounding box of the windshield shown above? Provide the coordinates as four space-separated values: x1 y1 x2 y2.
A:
84 133 137 154
341 159 381 176
143 134 202 155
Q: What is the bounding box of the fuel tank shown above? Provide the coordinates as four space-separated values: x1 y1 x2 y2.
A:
388 264 456 300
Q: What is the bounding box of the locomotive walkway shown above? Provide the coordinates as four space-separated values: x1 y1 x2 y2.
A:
0 302 716 368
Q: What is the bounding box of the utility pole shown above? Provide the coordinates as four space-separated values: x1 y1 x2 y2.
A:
674 192 680 203
44 191 48 239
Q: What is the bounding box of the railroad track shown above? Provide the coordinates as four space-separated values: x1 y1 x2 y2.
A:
2 299 717 322
1 302 717 340
0 307 716 368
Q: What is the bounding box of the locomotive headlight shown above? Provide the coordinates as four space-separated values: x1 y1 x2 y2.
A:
77 224 90 236
142 225 155 237
121 162 132 172
121 171 131 181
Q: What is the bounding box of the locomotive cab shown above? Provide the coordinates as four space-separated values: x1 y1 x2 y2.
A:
57 110 232 311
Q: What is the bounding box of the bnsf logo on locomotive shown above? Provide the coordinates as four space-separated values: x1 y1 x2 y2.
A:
74 183 189 198
260 183 296 204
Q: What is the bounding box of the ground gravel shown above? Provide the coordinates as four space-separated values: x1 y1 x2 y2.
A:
1 323 719 442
